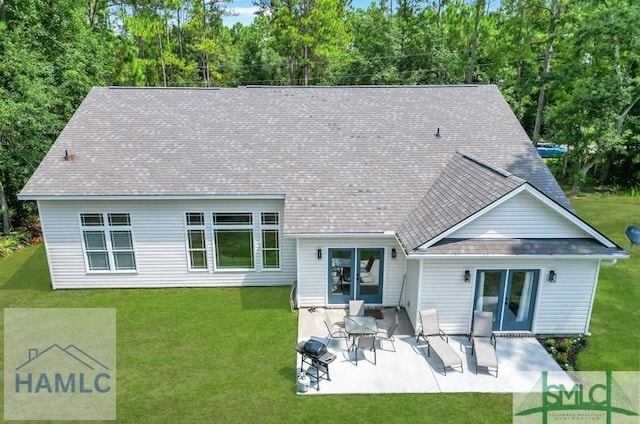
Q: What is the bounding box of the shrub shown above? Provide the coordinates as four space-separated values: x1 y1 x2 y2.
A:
0 229 30 257
554 352 568 364
558 338 572 352
538 335 587 371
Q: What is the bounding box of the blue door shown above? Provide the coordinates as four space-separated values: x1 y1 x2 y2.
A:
327 248 384 305
327 248 354 304
473 270 539 331
356 248 384 304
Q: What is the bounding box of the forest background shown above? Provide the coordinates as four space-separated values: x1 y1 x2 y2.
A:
0 0 638 235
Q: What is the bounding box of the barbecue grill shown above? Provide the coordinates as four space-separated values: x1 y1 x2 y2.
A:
295 340 336 391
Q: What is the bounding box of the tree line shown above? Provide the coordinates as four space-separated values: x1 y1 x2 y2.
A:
0 0 638 232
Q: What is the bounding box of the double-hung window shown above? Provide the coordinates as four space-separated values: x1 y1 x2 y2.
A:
261 212 280 269
212 212 254 269
186 213 208 270
80 213 136 272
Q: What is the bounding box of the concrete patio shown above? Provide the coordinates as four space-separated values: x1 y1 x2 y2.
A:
296 307 563 394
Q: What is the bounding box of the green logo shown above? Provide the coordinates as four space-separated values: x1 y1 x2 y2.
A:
514 371 639 424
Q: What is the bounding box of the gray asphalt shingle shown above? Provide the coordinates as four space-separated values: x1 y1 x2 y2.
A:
19 85 570 236
422 238 621 256
397 151 525 250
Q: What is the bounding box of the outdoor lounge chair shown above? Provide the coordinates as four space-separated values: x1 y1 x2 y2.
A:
359 257 375 284
349 299 364 316
354 334 376 365
470 311 498 377
416 309 463 375
323 311 348 347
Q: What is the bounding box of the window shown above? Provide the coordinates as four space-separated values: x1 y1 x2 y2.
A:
212 213 254 269
80 213 136 272
185 212 208 270
261 212 280 269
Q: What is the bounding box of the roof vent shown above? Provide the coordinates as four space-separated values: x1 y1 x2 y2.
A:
63 150 76 162
435 128 441 138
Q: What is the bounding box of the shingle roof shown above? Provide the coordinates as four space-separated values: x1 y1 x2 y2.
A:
19 85 570 235
397 151 525 250
421 238 625 256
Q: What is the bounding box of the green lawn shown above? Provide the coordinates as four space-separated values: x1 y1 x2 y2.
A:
572 196 640 371
1 196 638 423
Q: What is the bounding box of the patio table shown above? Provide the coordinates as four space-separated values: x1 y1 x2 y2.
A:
344 315 377 351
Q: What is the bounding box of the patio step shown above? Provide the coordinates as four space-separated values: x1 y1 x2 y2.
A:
494 332 535 338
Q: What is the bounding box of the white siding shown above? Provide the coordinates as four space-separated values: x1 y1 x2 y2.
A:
534 260 599 334
450 191 590 239
38 199 296 289
296 237 405 308
419 260 476 334
418 258 599 335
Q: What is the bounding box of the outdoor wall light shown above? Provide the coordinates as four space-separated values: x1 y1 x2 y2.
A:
548 270 557 283
391 248 397 259
317 249 322 260
464 270 471 283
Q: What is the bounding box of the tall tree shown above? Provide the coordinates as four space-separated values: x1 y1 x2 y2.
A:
532 0 558 144
545 0 640 192
258 0 351 85
0 0 115 225
466 0 485 83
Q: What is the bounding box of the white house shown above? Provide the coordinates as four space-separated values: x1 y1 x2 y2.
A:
19 85 628 335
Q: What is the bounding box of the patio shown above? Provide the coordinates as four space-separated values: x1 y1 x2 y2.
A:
296 307 563 394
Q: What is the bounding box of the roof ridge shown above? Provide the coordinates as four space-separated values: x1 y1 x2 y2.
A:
107 86 222 90
244 84 482 89
456 150 526 184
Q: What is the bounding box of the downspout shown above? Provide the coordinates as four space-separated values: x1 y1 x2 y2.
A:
584 259 603 336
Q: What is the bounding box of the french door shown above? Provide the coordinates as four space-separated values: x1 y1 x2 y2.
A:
473 269 539 331
327 248 384 304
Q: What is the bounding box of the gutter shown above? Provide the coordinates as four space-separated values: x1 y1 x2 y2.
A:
406 253 629 260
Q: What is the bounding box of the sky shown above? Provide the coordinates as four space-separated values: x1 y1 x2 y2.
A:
222 0 501 27
222 1 261 27
222 0 376 26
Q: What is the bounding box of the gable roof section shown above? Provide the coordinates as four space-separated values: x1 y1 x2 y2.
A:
397 152 525 250
397 152 626 256
19 85 571 235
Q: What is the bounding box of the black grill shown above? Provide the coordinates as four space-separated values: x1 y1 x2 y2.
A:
301 339 327 358
295 340 336 391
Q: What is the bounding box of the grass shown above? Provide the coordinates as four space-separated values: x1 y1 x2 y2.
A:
1 195 638 423
572 196 640 371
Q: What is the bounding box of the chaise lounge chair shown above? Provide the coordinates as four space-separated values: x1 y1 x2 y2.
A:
416 309 463 375
470 311 498 377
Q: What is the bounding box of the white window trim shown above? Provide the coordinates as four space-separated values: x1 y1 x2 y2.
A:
79 212 138 274
184 212 209 272
212 212 256 272
260 212 281 271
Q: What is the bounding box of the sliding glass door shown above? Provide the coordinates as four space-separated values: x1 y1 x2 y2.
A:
474 269 539 331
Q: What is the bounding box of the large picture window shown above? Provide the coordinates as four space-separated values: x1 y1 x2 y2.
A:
80 213 136 272
261 212 280 269
213 212 254 269
185 212 208 270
